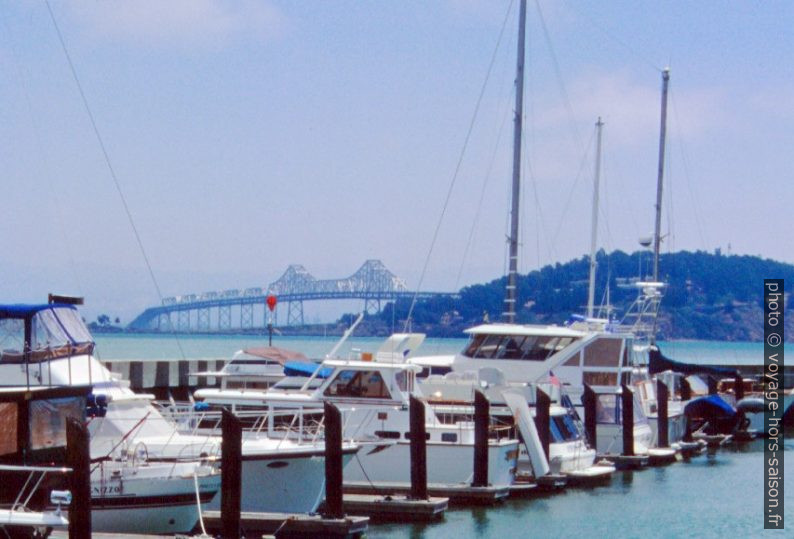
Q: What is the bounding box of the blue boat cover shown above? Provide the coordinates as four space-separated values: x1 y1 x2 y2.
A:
283 361 333 379
684 395 737 419
648 347 737 376
0 304 77 318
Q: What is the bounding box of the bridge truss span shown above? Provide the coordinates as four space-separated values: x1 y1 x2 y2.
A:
128 260 447 332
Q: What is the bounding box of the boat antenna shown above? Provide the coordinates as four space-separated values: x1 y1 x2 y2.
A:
652 68 670 283
503 0 527 324
587 117 604 318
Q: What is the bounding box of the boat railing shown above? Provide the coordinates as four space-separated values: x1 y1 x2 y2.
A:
153 401 328 447
0 463 72 514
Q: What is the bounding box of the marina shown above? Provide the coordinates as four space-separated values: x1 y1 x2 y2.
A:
1 1 793 537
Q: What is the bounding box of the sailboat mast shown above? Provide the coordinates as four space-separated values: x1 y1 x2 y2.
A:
652 68 670 282
587 117 604 318
503 0 527 324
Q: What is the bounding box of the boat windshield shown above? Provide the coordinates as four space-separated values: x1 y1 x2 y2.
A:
0 306 94 363
550 414 582 442
323 370 392 399
463 334 578 361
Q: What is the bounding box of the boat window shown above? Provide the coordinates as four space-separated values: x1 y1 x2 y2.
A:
29 397 85 451
462 334 487 357
394 370 408 392
549 416 564 442
551 415 580 442
595 394 618 424
0 402 18 456
583 338 623 367
32 308 72 352
498 336 526 359
633 393 649 425
583 371 618 386
53 307 93 345
323 370 392 399
0 318 25 362
475 335 505 359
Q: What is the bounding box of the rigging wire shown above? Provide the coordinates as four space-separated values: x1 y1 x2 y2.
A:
44 1 186 359
532 0 583 150
561 0 663 73
403 0 516 329
669 87 708 249
0 12 84 299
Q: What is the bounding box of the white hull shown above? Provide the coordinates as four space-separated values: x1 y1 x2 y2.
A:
205 450 354 514
345 439 517 487
91 463 219 534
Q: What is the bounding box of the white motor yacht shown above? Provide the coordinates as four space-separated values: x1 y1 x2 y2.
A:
194 333 519 489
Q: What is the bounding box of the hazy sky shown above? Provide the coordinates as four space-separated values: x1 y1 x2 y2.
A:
1 1 792 323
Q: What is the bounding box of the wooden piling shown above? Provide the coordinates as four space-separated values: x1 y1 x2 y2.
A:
680 377 692 401
582 384 597 449
221 408 242 539
535 389 551 461
409 395 428 500
323 401 344 519
620 384 634 457
708 376 718 396
735 373 744 400
66 417 91 539
472 390 490 487
657 378 669 448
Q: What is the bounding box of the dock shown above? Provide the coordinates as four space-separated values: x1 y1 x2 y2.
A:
321 493 448 521
202 510 368 538
343 481 510 505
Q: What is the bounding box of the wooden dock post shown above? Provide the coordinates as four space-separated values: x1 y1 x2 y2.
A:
221 408 242 539
681 377 692 401
621 384 634 456
535 388 551 461
472 390 490 488
707 376 718 396
323 401 344 519
657 378 669 448
582 384 597 449
409 395 428 500
735 373 744 400
66 417 91 539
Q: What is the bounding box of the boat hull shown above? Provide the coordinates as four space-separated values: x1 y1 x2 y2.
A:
90 464 219 534
344 439 517 487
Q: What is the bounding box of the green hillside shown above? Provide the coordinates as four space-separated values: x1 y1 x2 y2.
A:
375 250 794 341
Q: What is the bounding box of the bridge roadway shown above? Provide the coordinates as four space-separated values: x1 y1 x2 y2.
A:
127 260 453 332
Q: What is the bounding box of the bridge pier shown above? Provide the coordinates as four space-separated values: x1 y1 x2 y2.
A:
197 307 210 331
241 304 253 329
219 305 231 331
287 300 304 326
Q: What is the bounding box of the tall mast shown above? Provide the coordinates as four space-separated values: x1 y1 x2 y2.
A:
503 0 527 323
652 68 670 282
587 117 604 318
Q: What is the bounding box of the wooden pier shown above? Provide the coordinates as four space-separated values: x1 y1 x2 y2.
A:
202 510 368 538
343 481 510 505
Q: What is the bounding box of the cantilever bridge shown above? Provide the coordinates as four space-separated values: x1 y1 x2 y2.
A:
128 260 449 332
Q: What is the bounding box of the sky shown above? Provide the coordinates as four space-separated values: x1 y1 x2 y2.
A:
1 1 792 324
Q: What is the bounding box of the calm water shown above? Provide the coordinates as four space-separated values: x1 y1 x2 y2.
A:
93 334 792 538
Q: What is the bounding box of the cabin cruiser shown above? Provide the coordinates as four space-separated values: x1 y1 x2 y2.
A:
0 303 356 516
193 334 520 489
408 321 662 456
